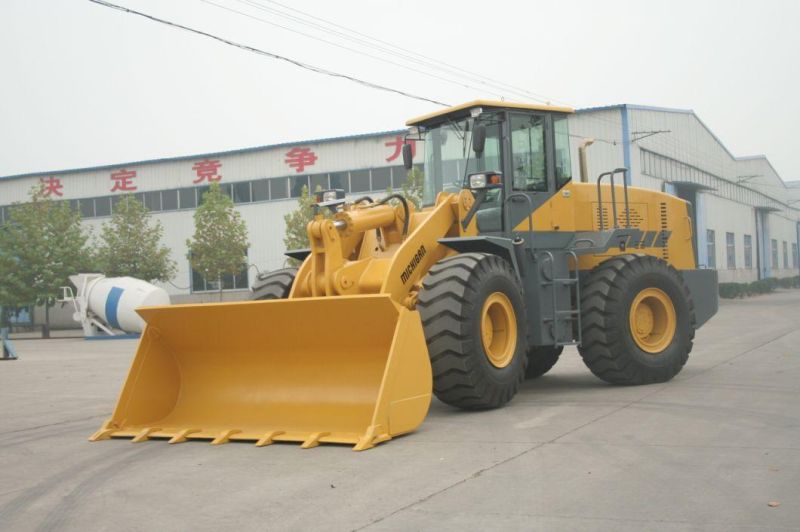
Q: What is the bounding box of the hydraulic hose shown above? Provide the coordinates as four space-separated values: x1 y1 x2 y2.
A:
377 194 410 237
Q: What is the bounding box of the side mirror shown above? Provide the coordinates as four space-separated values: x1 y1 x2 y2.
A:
472 124 486 156
402 143 414 170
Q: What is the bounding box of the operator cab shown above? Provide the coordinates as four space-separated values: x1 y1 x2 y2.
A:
403 100 574 233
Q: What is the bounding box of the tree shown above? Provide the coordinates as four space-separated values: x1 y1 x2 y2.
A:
401 166 424 209
283 184 323 265
0 187 93 337
94 195 176 282
186 182 249 300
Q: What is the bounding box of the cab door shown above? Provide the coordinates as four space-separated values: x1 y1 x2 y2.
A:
504 112 557 231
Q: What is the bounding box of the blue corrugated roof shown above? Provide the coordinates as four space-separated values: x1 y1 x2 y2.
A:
0 104 788 186
578 104 780 172
0 129 407 181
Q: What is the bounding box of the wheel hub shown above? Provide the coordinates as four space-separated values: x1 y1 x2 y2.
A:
481 292 517 368
628 287 676 354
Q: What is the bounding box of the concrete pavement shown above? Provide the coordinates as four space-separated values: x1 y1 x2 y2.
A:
0 291 798 531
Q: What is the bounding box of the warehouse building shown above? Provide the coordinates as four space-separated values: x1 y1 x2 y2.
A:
1 103 799 327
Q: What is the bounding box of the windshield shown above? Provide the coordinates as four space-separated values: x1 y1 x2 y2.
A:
420 115 502 206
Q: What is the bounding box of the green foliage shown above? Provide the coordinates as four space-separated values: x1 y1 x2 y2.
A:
94 195 176 282
0 187 93 335
186 182 249 299
718 276 799 298
283 185 329 266
401 167 424 209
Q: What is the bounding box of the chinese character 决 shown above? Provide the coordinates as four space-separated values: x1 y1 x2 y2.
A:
110 169 137 192
40 176 64 197
284 147 318 173
192 159 222 183
385 136 415 163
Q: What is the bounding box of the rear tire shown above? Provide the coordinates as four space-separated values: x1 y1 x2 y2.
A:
250 268 297 300
525 345 563 379
578 255 695 385
417 253 528 410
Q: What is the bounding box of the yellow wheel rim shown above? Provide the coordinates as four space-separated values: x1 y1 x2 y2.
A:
481 292 517 368
628 287 677 354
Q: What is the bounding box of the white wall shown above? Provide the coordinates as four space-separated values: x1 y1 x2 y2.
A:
704 195 758 282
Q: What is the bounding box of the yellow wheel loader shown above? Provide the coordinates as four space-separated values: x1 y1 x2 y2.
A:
91 101 718 451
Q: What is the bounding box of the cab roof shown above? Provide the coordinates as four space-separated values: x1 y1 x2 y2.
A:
405 99 575 127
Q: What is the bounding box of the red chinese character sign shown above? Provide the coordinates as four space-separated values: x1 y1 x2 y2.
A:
284 147 317 173
385 136 416 163
110 169 137 192
40 176 64 197
192 159 222 183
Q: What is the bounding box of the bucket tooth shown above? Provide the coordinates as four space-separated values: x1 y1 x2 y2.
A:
88 428 116 442
168 428 201 444
210 429 241 445
255 431 285 447
301 432 330 449
131 427 162 443
353 425 391 451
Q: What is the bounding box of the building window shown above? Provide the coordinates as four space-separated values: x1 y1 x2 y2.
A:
290 175 309 198
783 241 789 269
744 234 753 269
310 173 329 193
725 232 735 269
233 181 252 204
371 167 392 191
95 196 112 217
706 229 716 268
162 189 178 210
771 239 779 269
144 191 162 212
252 179 269 202
190 261 250 292
793 243 798 269
350 169 371 193
270 178 288 200
329 172 349 192
179 187 197 209
79 198 95 218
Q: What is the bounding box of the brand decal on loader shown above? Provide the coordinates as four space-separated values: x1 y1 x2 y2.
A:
400 245 427 284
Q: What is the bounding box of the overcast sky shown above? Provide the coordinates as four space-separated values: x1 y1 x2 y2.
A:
2 0 799 181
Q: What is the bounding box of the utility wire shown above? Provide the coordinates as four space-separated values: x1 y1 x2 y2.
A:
86 0 451 107
233 0 568 106
197 0 507 99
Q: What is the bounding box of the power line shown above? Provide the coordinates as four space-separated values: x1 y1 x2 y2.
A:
197 0 507 99
246 0 570 106
86 0 451 107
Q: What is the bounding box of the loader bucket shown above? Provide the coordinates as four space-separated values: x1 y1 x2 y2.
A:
90 295 432 451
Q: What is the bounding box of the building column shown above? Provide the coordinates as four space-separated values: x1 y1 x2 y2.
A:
695 192 708 268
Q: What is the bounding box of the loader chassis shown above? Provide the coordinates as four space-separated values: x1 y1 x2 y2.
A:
92 100 718 451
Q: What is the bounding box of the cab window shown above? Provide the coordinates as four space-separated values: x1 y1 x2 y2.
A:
554 115 572 189
510 114 546 192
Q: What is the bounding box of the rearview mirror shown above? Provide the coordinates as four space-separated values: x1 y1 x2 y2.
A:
472 124 486 157
402 143 413 170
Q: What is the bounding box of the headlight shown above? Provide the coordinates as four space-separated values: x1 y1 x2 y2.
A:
467 172 502 190
469 173 487 189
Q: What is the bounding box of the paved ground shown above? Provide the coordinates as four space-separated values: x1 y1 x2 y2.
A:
1 291 798 531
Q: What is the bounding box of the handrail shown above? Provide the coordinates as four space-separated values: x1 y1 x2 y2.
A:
596 167 630 230
504 192 535 255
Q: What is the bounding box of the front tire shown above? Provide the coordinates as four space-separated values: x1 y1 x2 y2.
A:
578 255 695 385
417 253 528 409
250 267 297 300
